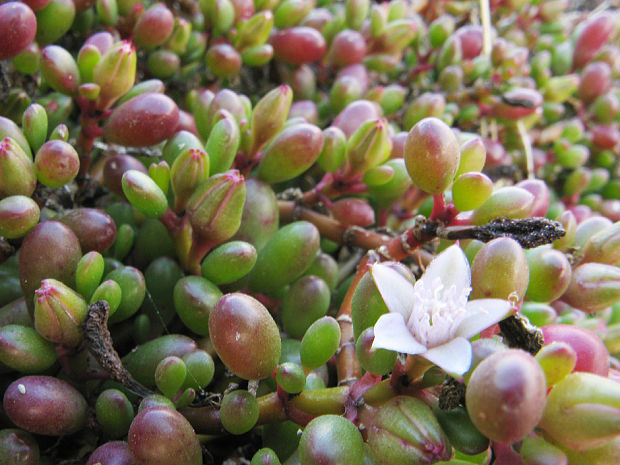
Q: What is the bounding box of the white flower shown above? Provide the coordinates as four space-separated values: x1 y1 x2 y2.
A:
370 244 513 376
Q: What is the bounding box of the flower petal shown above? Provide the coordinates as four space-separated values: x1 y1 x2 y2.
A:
371 313 427 355
423 337 472 376
421 244 471 294
370 263 416 319
456 299 514 339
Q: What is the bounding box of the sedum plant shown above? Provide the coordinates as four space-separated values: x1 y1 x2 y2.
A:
2 0 620 464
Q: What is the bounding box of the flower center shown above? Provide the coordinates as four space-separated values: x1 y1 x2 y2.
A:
406 276 471 348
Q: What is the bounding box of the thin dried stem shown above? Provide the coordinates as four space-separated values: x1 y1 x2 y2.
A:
82 301 154 398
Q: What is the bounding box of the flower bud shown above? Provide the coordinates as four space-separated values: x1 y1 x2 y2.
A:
162 129 205 166
103 93 179 147
92 41 137 111
561 263 620 313
122 170 169 218
34 278 88 347
341 117 390 178
250 85 292 155
404 117 460 194
0 195 39 239
258 123 324 183
0 136 36 198
0 115 31 157
170 148 209 212
186 170 246 243
368 396 451 465
541 372 620 450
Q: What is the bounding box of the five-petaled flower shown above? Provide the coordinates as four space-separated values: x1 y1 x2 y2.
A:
370 244 514 376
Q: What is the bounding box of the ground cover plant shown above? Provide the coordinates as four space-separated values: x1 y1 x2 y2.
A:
2 0 620 464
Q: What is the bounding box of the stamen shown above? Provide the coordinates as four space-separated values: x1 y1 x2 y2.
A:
407 277 471 348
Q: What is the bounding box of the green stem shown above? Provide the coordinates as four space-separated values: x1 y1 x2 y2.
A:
480 0 492 57
517 119 535 179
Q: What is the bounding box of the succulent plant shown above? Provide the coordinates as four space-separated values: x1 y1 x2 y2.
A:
2 1 620 463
